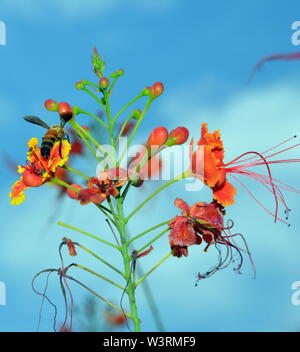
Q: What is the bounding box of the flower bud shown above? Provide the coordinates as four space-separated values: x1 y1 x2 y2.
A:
58 102 73 118
131 109 142 120
166 127 189 146
44 99 58 112
99 77 109 89
132 178 144 188
147 126 168 147
23 169 44 187
72 106 81 116
142 86 153 96
151 82 164 98
75 81 85 90
66 184 82 200
117 68 125 77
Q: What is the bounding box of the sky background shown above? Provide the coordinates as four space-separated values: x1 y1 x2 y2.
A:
1 0 300 332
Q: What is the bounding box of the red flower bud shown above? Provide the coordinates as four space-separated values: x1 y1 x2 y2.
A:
23 169 44 187
66 184 82 200
152 82 164 98
44 99 58 112
99 77 109 89
147 126 168 147
166 127 189 146
58 102 73 116
81 125 89 131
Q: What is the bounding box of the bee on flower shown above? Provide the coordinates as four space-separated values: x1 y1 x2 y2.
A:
9 137 71 205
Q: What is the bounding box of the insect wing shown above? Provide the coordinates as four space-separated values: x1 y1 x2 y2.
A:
24 115 50 129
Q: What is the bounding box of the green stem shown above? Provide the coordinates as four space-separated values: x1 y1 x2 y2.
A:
126 171 188 222
103 90 117 165
107 75 118 94
76 264 125 291
113 93 143 123
51 177 78 192
82 86 105 109
116 114 134 146
78 109 108 129
64 273 131 318
95 204 116 227
116 198 141 331
128 220 171 245
135 251 173 287
69 120 100 161
63 165 89 180
137 228 169 254
78 244 125 277
57 221 120 251
118 98 152 165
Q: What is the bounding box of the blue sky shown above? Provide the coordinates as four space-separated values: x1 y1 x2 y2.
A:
1 0 300 332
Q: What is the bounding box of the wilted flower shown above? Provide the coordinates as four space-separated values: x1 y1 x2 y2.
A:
169 198 224 257
169 198 254 283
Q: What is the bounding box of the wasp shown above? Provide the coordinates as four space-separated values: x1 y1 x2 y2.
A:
24 113 72 159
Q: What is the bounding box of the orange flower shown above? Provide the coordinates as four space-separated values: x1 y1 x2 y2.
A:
190 123 237 207
9 137 71 205
190 124 300 223
77 168 127 205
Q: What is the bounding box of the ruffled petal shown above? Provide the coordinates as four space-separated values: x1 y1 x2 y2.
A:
190 201 224 229
9 179 29 205
48 140 71 172
174 198 190 216
213 180 237 207
169 216 201 247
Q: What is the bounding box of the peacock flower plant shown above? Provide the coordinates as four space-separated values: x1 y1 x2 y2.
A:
10 48 300 332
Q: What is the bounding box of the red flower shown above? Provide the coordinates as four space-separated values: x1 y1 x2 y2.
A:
77 168 127 205
169 198 255 282
169 198 224 257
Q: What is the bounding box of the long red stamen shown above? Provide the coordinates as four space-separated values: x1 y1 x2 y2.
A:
232 169 290 215
224 137 298 166
228 174 289 225
228 151 279 222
